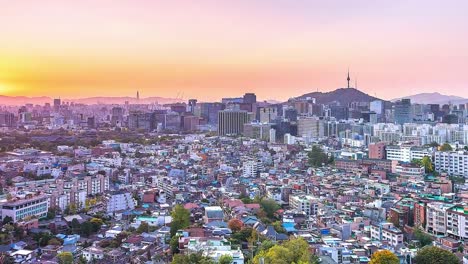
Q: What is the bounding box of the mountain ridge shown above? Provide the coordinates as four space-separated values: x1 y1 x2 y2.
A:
295 88 388 105
392 92 467 105
0 95 181 106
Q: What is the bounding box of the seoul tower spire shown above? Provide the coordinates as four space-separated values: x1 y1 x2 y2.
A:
347 69 351 89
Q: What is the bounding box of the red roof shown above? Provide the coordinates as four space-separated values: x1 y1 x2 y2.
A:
184 203 200 210
245 203 260 209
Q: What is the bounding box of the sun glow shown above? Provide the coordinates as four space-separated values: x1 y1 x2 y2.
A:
0 83 14 95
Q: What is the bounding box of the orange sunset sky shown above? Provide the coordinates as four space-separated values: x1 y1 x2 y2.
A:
0 0 467 101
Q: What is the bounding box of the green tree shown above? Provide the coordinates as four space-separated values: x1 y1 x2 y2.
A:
272 221 286 233
258 240 276 252
170 235 180 254
252 237 312 264
440 143 453 151
57 252 74 264
218 254 233 264
0 253 15 264
170 205 190 237
71 218 81 233
421 156 433 173
369 250 399 264
48 238 62 246
414 228 433 247
90 217 104 232
81 222 94 237
260 199 280 219
33 232 54 247
308 145 330 167
2 216 13 225
230 227 253 243
413 246 458 264
46 208 56 220
77 256 87 264
171 253 215 264
137 221 149 234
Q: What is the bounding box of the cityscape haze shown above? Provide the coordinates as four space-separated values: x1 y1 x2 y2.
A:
0 1 468 264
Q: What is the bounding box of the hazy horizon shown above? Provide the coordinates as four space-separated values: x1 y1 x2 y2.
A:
1 0 467 101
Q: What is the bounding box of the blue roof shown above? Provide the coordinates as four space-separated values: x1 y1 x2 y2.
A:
282 222 296 232
168 169 185 177
206 221 228 228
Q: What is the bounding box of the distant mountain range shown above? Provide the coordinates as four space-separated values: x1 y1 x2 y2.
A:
0 95 181 106
392 92 468 105
295 88 388 105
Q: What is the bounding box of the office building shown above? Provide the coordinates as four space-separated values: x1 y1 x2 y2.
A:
434 151 468 177
370 222 404 247
218 110 252 136
368 142 386 159
258 107 277 123
1 194 49 223
289 194 319 216
105 192 136 214
243 123 271 140
394 99 412 124
386 145 431 163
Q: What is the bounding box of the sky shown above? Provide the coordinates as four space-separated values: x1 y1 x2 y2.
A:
0 0 467 101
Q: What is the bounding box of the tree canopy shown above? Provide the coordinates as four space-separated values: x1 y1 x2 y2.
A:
369 250 399 264
413 228 433 247
228 219 243 232
218 254 233 264
170 205 190 237
413 246 459 264
252 237 313 264
259 199 280 220
439 143 453 151
171 252 214 264
57 252 74 264
308 145 332 167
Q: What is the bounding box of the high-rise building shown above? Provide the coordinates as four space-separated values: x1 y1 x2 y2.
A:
201 103 225 125
243 123 271 140
269 128 276 143
53 98 61 111
1 194 49 223
297 116 323 139
369 142 386 159
111 107 124 126
330 105 349 120
218 110 252 136
188 99 197 113
434 151 468 177
243 93 257 104
370 100 384 115
258 107 277 123
284 107 298 121
0 111 15 127
182 115 200 131
394 99 412 125
128 111 155 131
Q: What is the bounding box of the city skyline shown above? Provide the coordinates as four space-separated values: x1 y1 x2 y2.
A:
1 0 468 101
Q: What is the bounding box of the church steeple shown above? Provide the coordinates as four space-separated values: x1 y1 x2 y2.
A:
347 69 351 89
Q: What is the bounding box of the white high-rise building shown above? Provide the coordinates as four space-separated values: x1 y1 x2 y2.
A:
434 151 468 177
289 194 319 216
242 159 258 178
1 194 49 223
269 128 276 143
106 192 135 214
386 145 431 162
